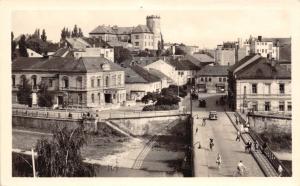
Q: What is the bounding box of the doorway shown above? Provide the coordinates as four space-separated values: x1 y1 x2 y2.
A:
104 93 111 103
58 96 64 105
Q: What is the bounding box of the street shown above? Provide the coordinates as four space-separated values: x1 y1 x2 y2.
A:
184 93 264 177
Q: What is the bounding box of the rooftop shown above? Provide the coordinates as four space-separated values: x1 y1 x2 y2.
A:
197 65 229 77
124 65 160 84
168 58 201 71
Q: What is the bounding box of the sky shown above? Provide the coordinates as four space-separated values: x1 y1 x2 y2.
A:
11 6 292 49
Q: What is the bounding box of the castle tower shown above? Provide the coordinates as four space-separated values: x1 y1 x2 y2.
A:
146 15 161 50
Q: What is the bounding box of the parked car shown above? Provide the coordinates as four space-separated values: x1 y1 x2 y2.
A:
198 99 206 107
209 111 218 120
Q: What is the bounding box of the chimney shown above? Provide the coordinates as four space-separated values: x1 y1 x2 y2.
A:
258 36 262 42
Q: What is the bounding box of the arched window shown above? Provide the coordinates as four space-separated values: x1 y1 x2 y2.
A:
12 75 16 87
105 76 109 87
244 86 247 95
31 75 37 87
62 76 69 88
91 94 94 103
76 76 82 89
91 77 95 88
20 75 26 87
97 76 102 87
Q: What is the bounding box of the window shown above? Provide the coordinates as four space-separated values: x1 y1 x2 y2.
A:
287 102 292 111
91 79 94 88
98 93 101 103
252 102 258 111
135 35 139 39
208 78 211 82
223 77 226 82
118 74 122 85
265 102 270 111
252 84 257 94
97 78 100 87
105 76 109 87
76 76 82 89
63 76 69 88
262 49 264 53
105 51 109 57
279 83 285 94
265 83 271 94
91 94 95 103
20 75 26 87
112 75 116 86
200 77 204 82
219 77 222 82
257 49 259 53
145 42 147 46
12 75 15 87
279 101 285 111
135 42 139 46
31 75 37 87
78 94 82 103
205 77 207 82
49 79 53 87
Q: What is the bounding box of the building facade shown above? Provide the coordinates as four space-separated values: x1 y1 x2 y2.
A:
12 57 126 109
228 54 291 115
195 65 229 93
89 15 162 50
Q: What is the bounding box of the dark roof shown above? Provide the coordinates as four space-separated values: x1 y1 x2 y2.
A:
112 26 134 35
168 58 200 70
81 37 112 48
121 57 161 67
89 25 115 34
124 65 160 83
279 43 291 62
185 54 214 67
197 65 229 77
132 25 152 33
228 54 257 72
12 57 123 73
236 57 291 79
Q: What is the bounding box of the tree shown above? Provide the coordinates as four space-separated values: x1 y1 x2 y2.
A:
66 28 71 38
37 82 54 107
35 124 93 177
175 46 186 55
61 27 67 41
17 78 32 105
114 47 132 64
78 28 83 37
41 29 47 42
18 35 28 57
72 25 78 38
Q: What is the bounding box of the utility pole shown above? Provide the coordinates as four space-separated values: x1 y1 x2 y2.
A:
31 148 36 177
190 87 193 116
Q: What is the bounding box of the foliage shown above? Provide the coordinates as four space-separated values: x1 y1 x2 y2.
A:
114 47 133 64
156 95 180 106
37 83 54 107
35 124 93 177
163 85 187 98
136 49 155 57
18 35 28 57
259 125 292 151
41 29 47 42
17 79 32 105
175 46 186 55
11 32 17 60
141 92 160 104
26 38 48 55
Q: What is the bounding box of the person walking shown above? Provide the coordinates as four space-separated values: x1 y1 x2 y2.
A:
202 118 206 126
209 138 214 151
216 153 222 169
236 160 247 176
236 131 241 142
278 165 283 177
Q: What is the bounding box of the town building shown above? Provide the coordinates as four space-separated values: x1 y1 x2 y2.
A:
195 65 229 93
215 42 238 66
12 57 126 110
185 53 215 67
89 15 162 51
124 65 164 101
228 54 291 115
63 37 114 62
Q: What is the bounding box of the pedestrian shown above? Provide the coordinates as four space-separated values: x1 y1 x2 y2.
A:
209 138 214 151
254 140 259 152
278 165 283 177
202 118 206 126
216 153 222 169
236 131 241 142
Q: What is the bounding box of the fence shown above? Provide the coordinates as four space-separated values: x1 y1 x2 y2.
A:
235 112 292 177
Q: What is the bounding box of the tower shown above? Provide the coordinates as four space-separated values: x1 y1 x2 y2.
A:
146 15 161 50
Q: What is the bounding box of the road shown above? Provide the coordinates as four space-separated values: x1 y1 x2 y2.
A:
184 93 264 177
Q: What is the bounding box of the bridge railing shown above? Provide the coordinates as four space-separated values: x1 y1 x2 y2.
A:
235 112 292 177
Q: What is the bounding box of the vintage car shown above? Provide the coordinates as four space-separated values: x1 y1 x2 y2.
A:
208 111 218 120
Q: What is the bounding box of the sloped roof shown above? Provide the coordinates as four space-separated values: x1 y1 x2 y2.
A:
228 54 257 72
236 57 291 79
197 65 229 77
185 54 214 67
53 48 71 57
124 65 160 83
132 25 152 33
112 26 134 35
89 25 115 34
12 57 123 73
168 58 201 70
65 38 90 49
81 37 112 48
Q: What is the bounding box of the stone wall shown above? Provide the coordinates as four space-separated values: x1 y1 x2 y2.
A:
248 114 291 134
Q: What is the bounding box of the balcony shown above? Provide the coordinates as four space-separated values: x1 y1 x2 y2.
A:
60 86 86 91
237 93 291 100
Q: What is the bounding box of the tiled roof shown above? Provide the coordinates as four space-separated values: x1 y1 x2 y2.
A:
197 65 229 77
112 26 134 35
132 25 152 33
185 54 214 67
89 25 115 34
12 57 123 73
228 54 257 72
124 65 160 83
168 58 201 70
235 57 291 79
